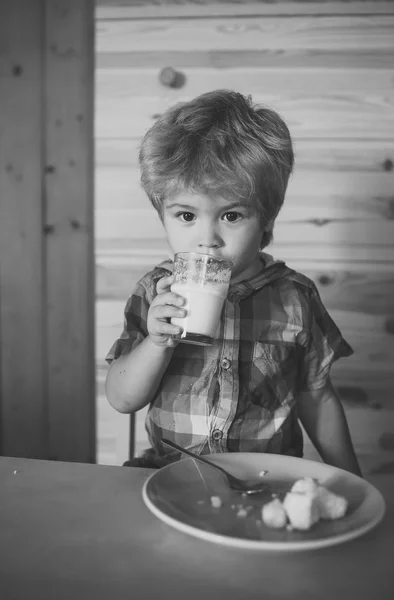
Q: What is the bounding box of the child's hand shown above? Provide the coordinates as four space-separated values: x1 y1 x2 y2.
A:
147 275 186 347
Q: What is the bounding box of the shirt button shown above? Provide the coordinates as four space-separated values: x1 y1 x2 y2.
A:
221 358 231 370
212 429 223 441
296 331 310 347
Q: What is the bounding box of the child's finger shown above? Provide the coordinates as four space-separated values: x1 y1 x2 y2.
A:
156 274 174 294
153 290 186 309
151 303 186 321
153 321 183 337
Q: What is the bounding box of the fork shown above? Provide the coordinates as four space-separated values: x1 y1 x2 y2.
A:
162 438 271 495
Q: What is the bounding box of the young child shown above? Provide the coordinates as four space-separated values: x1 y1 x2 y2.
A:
105 90 361 476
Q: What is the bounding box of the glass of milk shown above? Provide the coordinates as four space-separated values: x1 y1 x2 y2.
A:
171 252 233 346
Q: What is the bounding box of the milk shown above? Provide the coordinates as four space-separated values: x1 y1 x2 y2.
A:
171 281 228 345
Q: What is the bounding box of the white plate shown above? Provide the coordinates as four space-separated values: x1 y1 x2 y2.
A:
142 453 386 551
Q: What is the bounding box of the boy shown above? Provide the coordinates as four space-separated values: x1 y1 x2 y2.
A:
105 90 361 476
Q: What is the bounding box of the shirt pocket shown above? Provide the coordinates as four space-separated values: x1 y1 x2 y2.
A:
250 340 300 410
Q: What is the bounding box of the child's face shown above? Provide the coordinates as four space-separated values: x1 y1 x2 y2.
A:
162 191 264 283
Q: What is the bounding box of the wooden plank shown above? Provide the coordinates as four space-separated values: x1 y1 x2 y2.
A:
95 235 393 263
96 15 394 53
95 300 126 365
330 308 394 375
292 140 394 173
44 0 96 463
96 263 162 300
94 207 394 245
96 49 394 70
270 245 393 263
95 167 394 213
96 138 394 172
302 266 394 316
96 259 394 317
96 67 394 98
0 0 46 458
95 240 394 272
95 93 394 139
96 1 394 19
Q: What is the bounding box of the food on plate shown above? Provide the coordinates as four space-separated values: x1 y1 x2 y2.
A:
207 477 348 532
261 498 288 529
290 477 348 520
314 486 348 520
210 495 223 508
291 477 319 495
261 477 348 531
283 490 320 530
236 506 249 518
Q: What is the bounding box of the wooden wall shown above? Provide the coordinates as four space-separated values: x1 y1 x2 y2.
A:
95 0 394 474
0 0 96 462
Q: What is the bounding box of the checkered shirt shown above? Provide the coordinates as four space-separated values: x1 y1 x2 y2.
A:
106 253 353 461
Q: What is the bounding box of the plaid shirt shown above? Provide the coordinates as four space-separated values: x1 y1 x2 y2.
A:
106 253 353 462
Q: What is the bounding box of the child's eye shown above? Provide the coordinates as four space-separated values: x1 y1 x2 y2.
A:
223 212 242 223
176 212 195 222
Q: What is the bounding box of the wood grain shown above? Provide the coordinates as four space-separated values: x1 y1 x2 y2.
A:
0 1 46 458
96 1 394 19
95 234 393 262
94 207 394 250
96 260 394 316
97 49 394 70
96 15 394 53
96 139 394 172
44 0 96 462
96 67 394 97
96 93 394 140
95 166 394 212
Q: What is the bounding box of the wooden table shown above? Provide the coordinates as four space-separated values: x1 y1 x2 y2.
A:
0 457 393 600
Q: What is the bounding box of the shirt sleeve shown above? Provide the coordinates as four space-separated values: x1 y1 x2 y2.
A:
298 284 354 391
105 268 168 364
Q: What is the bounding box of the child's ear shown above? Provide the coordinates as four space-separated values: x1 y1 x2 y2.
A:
260 221 275 249
264 219 274 233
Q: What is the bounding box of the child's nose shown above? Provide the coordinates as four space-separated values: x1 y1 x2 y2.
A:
197 224 222 249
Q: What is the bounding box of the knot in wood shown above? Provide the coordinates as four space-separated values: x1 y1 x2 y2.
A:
385 318 394 335
159 66 178 87
310 218 330 227
318 274 334 286
158 67 185 89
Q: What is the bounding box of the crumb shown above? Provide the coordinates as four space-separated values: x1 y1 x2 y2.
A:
262 498 288 529
259 470 267 477
196 500 205 505
236 507 249 518
210 495 222 508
